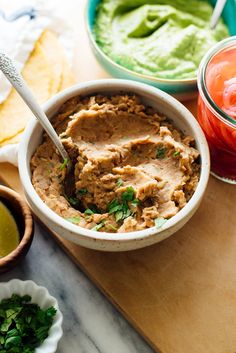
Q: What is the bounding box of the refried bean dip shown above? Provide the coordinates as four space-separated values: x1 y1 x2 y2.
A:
31 94 200 233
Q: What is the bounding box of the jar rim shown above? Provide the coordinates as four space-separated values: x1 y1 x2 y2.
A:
197 36 236 127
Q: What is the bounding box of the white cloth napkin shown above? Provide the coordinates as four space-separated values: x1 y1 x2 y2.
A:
0 0 74 166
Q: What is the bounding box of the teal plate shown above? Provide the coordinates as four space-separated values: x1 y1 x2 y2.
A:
86 0 236 100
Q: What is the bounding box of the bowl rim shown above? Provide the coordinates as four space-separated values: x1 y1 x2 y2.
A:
18 79 210 243
84 0 197 85
0 185 34 265
0 279 63 353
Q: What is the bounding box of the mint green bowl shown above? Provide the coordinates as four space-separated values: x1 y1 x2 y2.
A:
86 0 236 101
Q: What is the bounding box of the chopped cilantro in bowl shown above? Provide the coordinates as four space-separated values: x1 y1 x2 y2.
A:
156 146 166 159
107 186 138 225
0 280 63 353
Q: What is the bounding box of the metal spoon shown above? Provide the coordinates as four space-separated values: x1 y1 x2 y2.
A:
0 53 75 201
210 0 227 30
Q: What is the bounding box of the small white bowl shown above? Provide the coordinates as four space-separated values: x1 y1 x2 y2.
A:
18 79 210 251
0 279 63 353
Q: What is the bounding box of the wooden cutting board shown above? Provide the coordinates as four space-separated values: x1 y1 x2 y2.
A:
1 164 236 353
1 2 236 351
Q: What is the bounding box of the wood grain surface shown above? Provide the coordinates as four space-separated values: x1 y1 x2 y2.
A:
1 164 236 353
0 184 34 273
0 1 236 351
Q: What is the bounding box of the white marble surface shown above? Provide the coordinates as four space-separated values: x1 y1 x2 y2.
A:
1 223 155 353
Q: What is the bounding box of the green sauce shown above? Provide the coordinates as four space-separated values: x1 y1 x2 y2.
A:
94 0 229 80
0 201 20 258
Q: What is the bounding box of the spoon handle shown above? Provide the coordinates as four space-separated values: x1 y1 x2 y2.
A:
0 53 69 162
210 0 227 29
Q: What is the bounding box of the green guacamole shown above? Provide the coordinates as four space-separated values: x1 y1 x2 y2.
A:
94 0 229 80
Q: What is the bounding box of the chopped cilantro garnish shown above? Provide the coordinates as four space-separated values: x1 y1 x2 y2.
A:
122 186 135 202
156 146 166 159
115 210 124 222
77 188 88 196
65 216 81 224
59 158 68 170
131 199 140 207
92 221 105 231
0 294 56 353
121 207 132 220
67 196 80 206
155 217 167 228
106 224 118 231
90 205 101 214
116 178 123 188
108 199 123 214
84 208 94 215
173 151 180 157
108 187 138 223
84 206 101 215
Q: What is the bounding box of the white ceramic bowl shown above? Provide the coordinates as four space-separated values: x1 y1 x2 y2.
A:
0 279 63 353
18 79 210 251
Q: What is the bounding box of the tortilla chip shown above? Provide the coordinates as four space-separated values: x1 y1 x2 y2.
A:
0 131 23 146
38 30 64 95
0 29 74 145
59 58 75 90
0 42 52 143
39 30 74 91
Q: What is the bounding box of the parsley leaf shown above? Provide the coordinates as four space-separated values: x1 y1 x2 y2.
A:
131 199 140 207
106 224 118 231
108 187 138 224
156 146 166 159
173 150 180 157
0 294 56 352
90 205 101 214
122 186 135 202
91 221 105 231
122 207 132 219
84 205 101 216
115 210 124 222
65 216 81 224
65 196 80 207
108 199 123 214
155 217 167 228
59 158 68 170
77 188 87 196
116 178 123 188
84 208 94 215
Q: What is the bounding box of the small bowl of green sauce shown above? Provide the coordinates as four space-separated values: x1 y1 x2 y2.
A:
0 185 34 273
86 0 236 100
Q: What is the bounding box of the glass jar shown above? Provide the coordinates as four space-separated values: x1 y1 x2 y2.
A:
197 36 236 184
